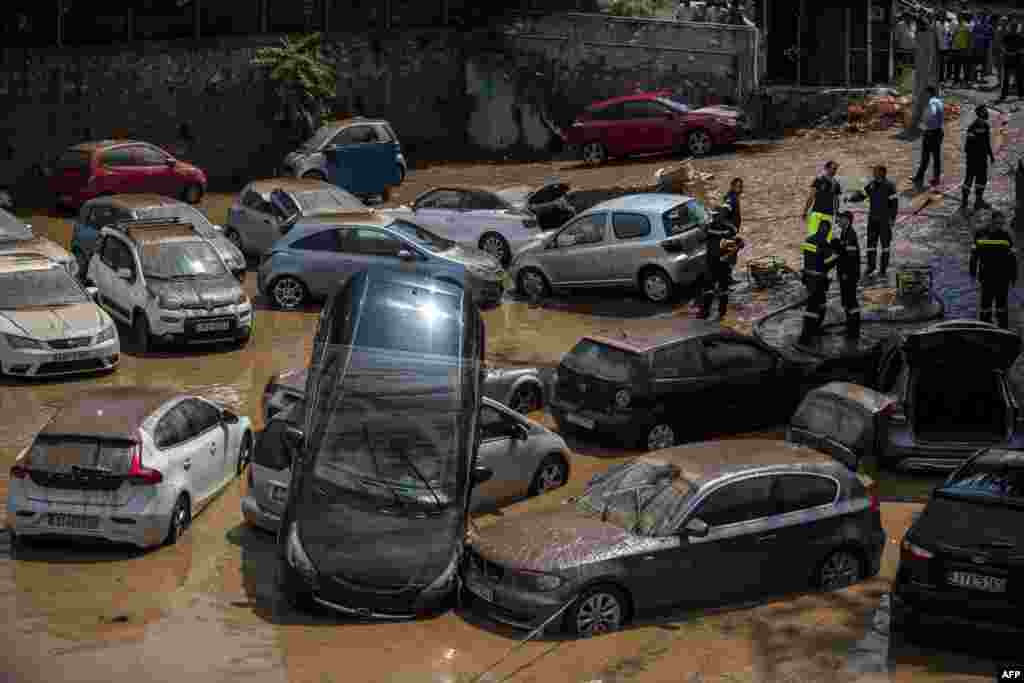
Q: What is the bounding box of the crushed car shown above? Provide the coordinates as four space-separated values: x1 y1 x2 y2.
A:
0 207 80 279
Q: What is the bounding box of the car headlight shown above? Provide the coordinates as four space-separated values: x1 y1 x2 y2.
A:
513 569 563 592
615 389 631 409
95 324 116 344
4 333 45 350
286 522 319 586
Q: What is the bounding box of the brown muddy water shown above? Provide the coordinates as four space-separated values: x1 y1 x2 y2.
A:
0 197 996 683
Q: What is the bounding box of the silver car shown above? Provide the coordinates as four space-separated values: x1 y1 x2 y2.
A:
223 178 365 257
279 117 407 184
509 193 710 304
1 208 79 279
242 397 570 532
256 211 508 309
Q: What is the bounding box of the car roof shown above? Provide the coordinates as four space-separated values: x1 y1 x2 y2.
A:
85 193 180 210
585 320 736 353
289 210 393 233
587 92 672 109
585 193 693 214
39 386 187 441
105 220 203 246
68 140 139 152
322 117 390 129
247 177 333 194
642 439 840 487
360 265 465 298
0 253 58 273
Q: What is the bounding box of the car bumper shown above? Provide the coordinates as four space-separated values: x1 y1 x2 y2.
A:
461 563 574 631
1 338 119 378
892 577 1024 633
150 310 253 344
8 492 171 549
241 494 281 534
549 399 639 439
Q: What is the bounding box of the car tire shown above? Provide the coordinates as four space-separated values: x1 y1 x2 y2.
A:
687 129 713 157
132 311 153 353
301 170 326 181
223 227 244 252
643 423 676 451
517 268 550 300
529 454 569 496
269 276 308 310
566 584 629 637
581 142 608 166
164 495 191 546
182 183 204 205
237 432 253 476
815 549 863 591
510 383 543 415
639 267 674 304
479 232 511 268
72 248 89 281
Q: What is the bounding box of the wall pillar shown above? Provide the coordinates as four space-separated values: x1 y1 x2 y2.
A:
866 0 873 85
259 0 267 33
888 0 896 82
796 0 804 86
56 0 63 47
845 6 852 86
323 0 330 32
193 0 201 40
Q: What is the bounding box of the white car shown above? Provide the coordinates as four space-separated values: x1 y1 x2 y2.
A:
7 386 254 548
88 219 253 352
382 186 547 267
0 207 80 279
0 253 119 378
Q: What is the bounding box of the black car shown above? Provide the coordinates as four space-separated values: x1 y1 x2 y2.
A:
276 266 491 619
549 322 811 451
892 447 1024 637
464 439 885 636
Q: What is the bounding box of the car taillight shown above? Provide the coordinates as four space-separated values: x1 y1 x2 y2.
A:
128 436 163 485
660 239 685 254
880 401 906 423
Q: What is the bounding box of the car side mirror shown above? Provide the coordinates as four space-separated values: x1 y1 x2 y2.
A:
116 267 133 280
397 249 416 261
221 410 240 425
684 518 709 538
471 464 493 487
85 286 98 299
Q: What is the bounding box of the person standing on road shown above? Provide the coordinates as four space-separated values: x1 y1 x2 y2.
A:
722 177 743 282
952 13 972 86
999 19 1024 102
798 219 839 346
803 160 842 243
973 13 993 83
831 211 862 340
970 211 1017 329
961 104 996 213
851 164 899 278
908 15 941 132
911 85 944 191
699 194 743 320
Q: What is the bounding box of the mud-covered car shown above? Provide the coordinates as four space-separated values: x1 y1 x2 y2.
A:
0 208 79 279
279 117 406 192
463 440 884 636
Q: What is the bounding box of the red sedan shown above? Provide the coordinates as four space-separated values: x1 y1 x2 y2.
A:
48 140 207 210
564 91 748 165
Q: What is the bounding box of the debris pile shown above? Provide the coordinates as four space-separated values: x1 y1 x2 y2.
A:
653 160 715 194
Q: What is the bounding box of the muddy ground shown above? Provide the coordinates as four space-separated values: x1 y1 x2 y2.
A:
1 119 1012 682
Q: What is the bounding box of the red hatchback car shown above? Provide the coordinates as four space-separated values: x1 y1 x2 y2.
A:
49 140 207 210
564 91 748 165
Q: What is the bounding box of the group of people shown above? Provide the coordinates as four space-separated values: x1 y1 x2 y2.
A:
673 0 754 26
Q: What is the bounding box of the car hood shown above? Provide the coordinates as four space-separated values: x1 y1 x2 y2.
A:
442 245 502 276
914 495 1024 550
0 302 107 341
146 274 242 309
902 321 1022 370
470 506 676 573
0 236 72 265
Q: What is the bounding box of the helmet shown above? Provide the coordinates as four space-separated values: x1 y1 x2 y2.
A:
976 104 989 119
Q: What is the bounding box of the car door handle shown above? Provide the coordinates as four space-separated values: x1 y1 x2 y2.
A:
183 460 191 470
756 534 777 543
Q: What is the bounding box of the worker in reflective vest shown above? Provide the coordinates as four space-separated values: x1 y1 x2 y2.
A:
832 211 862 340
699 198 743 319
803 160 842 243
970 211 1017 329
798 219 839 345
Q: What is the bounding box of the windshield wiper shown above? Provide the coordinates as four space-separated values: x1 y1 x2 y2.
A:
392 443 445 514
362 423 408 513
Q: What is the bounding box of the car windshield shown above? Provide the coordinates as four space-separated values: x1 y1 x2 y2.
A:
664 200 708 235
293 188 364 213
576 460 693 535
940 455 1024 503
0 209 32 242
656 96 690 113
562 338 643 383
302 126 340 151
133 205 217 238
141 241 227 278
27 436 136 473
0 267 89 308
389 220 456 253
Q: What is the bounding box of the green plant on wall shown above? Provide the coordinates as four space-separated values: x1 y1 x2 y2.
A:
251 33 337 142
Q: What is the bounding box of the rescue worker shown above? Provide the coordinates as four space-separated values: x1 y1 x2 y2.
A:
699 196 743 319
798 219 839 345
803 161 842 243
962 103 996 213
970 211 1017 329
850 164 899 278
832 211 862 340
722 177 743 284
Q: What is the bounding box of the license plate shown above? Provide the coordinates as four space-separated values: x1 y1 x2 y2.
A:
270 484 288 503
196 320 230 332
47 513 99 530
566 413 595 430
466 577 494 603
54 350 93 362
947 570 1007 593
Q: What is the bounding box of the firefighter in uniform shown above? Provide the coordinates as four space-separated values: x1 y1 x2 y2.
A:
832 211 862 339
798 219 839 345
699 198 743 319
850 164 900 278
803 160 842 244
962 104 996 213
970 211 1017 329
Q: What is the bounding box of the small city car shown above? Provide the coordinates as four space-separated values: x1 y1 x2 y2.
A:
550 322 808 451
463 440 885 636
891 447 1024 638
509 193 710 303
242 400 303 534
47 140 207 210
88 219 253 351
7 386 253 548
0 254 119 378
277 266 488 618
0 208 80 279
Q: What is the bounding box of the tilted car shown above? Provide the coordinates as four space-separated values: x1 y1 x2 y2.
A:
463 440 884 636
224 178 366 257
0 208 80 279
87 219 253 352
564 91 747 165
493 183 575 231
550 322 809 451
257 211 507 310
0 254 119 378
870 319 1023 471
47 140 207 210
509 193 709 304
7 386 253 548
72 194 246 281
892 447 1024 638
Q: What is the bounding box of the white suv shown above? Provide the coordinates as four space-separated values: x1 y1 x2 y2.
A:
87 218 253 351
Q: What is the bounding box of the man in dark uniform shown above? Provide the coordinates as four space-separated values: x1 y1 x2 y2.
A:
798 219 839 345
970 211 1017 329
722 177 743 283
803 161 841 243
853 165 900 278
962 104 996 213
699 197 743 319
832 211 862 340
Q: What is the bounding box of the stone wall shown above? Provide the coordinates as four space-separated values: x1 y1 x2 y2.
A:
0 13 756 195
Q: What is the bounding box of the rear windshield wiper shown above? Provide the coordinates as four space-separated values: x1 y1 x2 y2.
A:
71 464 114 475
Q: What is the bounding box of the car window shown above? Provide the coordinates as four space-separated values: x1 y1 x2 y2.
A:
563 338 644 383
479 405 516 441
703 340 775 373
344 227 405 257
612 212 652 240
664 200 709 236
331 125 378 145
416 190 463 210
652 342 704 378
27 436 136 473
90 205 118 227
241 189 272 213
254 419 292 470
463 191 507 211
556 213 606 247
141 241 225 278
155 404 192 449
375 125 394 143
138 146 168 165
622 100 669 118
776 474 838 514
100 147 134 167
100 237 134 271
943 454 1024 499
292 229 340 252
693 476 777 527
587 104 624 121
0 266 89 309
186 399 222 434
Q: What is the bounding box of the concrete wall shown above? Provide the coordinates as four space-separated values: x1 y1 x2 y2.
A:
0 13 756 195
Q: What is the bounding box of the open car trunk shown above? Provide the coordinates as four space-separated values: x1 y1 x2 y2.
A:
912 368 1009 443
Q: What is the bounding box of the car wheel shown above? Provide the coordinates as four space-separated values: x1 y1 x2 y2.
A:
72 249 89 281
301 170 326 181
639 267 673 304
237 432 253 476
645 423 676 451
816 549 863 591
164 495 191 546
269 276 308 310
479 233 511 268
223 227 244 252
687 129 713 157
529 454 568 496
517 268 550 300
581 142 608 166
568 585 628 637
510 383 543 415
182 183 204 205
132 312 153 353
